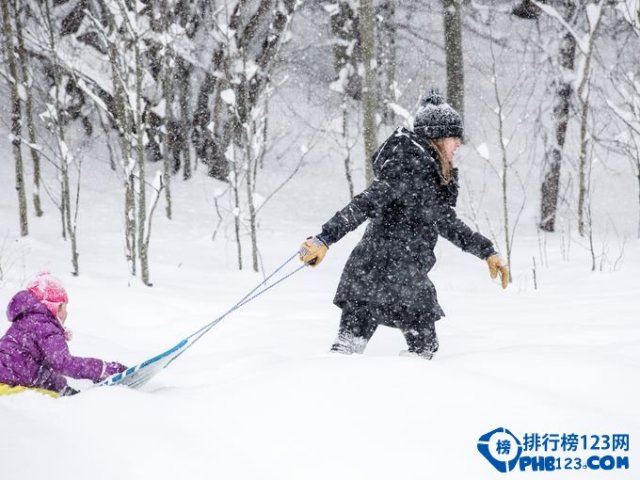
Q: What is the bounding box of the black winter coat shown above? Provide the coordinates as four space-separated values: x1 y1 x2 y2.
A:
319 127 496 321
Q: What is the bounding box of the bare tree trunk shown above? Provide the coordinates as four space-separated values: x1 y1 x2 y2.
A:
327 2 361 194
14 2 42 217
244 135 259 273
240 53 260 273
141 174 164 285
43 0 79 275
63 164 80 276
258 89 269 172
637 169 640 238
587 200 596 271
328 1 361 101
577 96 589 236
98 111 117 171
540 4 577 232
123 115 136 278
61 164 76 274
125 172 137 277
342 103 355 199
108 40 137 275
376 0 396 126
359 0 378 184
490 46 513 282
442 0 465 125
231 150 243 271
193 52 228 180
2 0 28 236
161 0 173 220
134 39 150 286
178 58 192 181
577 4 603 236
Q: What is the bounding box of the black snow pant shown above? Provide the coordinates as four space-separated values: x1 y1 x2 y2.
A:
330 303 440 359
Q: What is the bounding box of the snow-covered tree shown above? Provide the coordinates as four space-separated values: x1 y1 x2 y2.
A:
207 0 298 271
442 0 464 124
532 0 580 233
39 0 83 275
359 0 378 184
13 0 43 218
1 0 29 237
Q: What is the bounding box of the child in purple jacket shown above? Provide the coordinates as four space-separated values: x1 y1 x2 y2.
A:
0 272 126 397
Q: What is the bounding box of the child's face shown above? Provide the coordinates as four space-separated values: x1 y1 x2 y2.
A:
58 303 68 323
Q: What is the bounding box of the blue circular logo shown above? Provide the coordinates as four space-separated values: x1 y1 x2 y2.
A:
478 427 523 473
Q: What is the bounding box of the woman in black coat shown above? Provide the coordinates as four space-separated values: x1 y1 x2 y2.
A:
299 90 509 359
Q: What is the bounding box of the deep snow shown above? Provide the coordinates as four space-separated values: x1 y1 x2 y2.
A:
1 106 639 480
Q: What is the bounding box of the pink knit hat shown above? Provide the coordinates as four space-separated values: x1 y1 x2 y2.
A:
27 272 69 319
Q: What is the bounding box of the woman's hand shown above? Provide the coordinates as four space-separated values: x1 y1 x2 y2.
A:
487 255 509 289
299 236 328 266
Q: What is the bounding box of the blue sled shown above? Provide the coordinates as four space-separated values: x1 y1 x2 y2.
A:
97 338 190 389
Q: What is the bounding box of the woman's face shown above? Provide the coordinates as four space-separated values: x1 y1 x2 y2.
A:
440 137 461 164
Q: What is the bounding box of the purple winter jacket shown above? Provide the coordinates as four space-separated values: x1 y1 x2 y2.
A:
0 290 106 392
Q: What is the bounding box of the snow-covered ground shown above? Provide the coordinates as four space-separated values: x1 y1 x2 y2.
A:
1 120 639 480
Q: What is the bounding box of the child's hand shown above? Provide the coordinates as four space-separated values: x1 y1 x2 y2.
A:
96 362 127 382
105 361 127 377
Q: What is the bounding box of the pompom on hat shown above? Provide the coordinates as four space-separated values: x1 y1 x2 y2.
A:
26 272 68 319
414 89 464 140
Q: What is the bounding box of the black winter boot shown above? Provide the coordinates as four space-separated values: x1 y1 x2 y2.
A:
330 305 378 354
330 331 369 354
400 322 439 360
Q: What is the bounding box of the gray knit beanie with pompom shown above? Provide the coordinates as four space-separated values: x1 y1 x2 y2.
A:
414 89 463 139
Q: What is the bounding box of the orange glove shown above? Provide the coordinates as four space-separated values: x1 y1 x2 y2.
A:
299 236 328 266
487 254 509 289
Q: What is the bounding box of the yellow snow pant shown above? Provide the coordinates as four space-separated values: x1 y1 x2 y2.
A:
0 383 60 398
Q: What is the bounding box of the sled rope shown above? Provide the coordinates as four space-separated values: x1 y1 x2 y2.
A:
166 253 305 366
